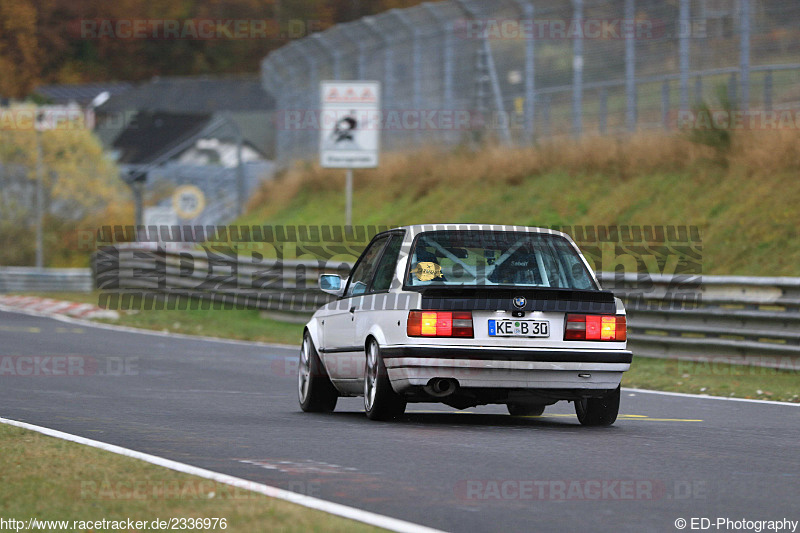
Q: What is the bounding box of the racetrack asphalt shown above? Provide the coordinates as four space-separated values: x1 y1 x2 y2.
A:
1 310 798 533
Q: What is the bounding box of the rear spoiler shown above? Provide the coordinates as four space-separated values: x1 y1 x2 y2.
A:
419 287 616 313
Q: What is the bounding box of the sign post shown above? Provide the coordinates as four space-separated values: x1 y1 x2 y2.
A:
30 106 93 267
319 81 380 226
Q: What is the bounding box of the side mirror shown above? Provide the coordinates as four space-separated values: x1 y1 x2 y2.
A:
319 274 345 296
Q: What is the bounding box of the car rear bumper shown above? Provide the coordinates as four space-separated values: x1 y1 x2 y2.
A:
382 346 632 364
381 347 631 393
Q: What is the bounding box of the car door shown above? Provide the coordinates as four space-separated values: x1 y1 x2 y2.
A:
321 235 390 384
353 233 404 345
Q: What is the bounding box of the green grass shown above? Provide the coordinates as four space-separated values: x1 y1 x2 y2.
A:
98 305 304 345
0 423 383 533
240 132 800 276
624 356 799 403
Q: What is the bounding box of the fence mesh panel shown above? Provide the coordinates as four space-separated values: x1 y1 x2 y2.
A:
261 0 800 165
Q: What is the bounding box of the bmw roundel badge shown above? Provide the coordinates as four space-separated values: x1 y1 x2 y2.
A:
513 296 526 309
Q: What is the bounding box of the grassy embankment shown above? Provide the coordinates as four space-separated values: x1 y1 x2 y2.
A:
241 130 800 275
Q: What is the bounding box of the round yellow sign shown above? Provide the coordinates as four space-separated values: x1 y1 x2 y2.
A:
172 185 206 219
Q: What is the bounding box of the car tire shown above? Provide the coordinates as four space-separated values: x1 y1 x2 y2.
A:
298 333 338 413
507 403 546 416
575 386 620 426
364 339 406 421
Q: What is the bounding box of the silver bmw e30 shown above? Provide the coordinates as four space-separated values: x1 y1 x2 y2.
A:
298 224 631 426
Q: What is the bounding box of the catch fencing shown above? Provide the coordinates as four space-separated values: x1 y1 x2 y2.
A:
262 0 800 165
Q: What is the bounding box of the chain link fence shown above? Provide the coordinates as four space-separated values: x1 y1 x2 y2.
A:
261 0 800 165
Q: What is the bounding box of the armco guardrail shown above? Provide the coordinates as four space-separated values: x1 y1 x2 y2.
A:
93 246 349 314
0 267 93 293
597 272 800 368
88 246 800 368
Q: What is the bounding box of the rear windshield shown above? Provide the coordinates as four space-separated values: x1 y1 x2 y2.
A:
405 230 596 290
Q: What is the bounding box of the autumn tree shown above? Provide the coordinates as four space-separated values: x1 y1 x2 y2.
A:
0 0 39 97
0 0 432 96
0 106 130 265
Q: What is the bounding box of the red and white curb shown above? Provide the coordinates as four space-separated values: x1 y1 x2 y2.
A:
0 295 119 320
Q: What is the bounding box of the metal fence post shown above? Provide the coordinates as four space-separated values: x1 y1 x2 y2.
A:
694 75 703 105
275 54 302 162
482 35 512 145
389 10 422 144
764 70 773 111
283 43 314 163
456 0 512 146
625 0 636 132
679 0 690 113
728 72 737 109
514 0 536 143
662 80 670 130
599 87 608 135
263 60 288 166
473 41 490 145
305 44 321 159
739 0 751 113
542 93 551 138
421 4 455 109
362 17 392 106
300 42 320 160
231 116 245 217
572 0 584 139
351 24 368 80
290 58 308 162
34 128 44 268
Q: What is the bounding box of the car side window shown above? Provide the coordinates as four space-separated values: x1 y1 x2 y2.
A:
344 236 390 298
370 235 403 293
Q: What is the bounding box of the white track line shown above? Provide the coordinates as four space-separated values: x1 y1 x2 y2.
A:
623 387 800 406
0 417 446 533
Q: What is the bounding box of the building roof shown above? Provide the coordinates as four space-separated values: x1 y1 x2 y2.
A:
97 75 274 115
34 82 134 107
112 111 212 165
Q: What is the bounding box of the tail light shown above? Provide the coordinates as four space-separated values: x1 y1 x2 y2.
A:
565 314 626 341
407 311 473 338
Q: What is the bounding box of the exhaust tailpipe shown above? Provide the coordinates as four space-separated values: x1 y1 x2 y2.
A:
424 378 459 398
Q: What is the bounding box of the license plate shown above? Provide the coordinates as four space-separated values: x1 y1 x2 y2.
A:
488 319 550 337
